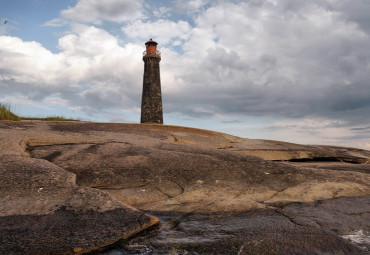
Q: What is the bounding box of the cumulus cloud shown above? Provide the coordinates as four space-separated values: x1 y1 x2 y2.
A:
61 0 144 23
160 1 370 126
4 0 370 123
1 0 370 148
173 0 209 13
0 36 62 85
152 7 171 18
0 25 143 115
253 118 369 148
122 19 191 45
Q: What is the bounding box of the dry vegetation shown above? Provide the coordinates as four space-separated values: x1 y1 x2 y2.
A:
0 104 20 121
0 103 78 121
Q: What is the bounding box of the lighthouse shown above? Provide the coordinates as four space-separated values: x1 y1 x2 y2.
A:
141 39 163 124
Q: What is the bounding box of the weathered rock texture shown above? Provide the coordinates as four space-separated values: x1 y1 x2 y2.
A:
0 122 159 255
0 120 369 254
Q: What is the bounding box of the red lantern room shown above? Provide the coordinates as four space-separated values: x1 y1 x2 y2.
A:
145 38 158 56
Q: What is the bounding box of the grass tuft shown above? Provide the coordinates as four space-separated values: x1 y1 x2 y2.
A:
0 103 20 121
0 103 79 122
20 116 79 121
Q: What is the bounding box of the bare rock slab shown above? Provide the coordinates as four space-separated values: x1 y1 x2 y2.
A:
93 208 364 255
0 155 158 255
1 121 370 254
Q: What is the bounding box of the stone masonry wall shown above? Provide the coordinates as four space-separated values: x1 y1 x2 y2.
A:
141 55 163 124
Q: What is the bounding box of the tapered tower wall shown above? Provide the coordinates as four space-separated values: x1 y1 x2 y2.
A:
141 39 163 124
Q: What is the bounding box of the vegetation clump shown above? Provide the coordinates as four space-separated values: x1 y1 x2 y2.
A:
0 104 20 121
21 116 79 121
0 103 79 121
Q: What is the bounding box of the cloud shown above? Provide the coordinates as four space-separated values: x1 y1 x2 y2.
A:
157 0 370 127
122 19 191 45
221 119 242 124
38 0 370 127
0 36 62 85
61 0 144 23
351 126 370 131
173 0 209 13
152 7 171 18
246 117 370 147
331 0 370 34
0 25 143 115
1 0 370 150
43 18 68 27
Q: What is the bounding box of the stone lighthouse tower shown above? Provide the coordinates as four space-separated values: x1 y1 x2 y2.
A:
141 39 163 124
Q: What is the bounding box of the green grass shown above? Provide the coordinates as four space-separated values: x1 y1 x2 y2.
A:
0 103 79 121
0 104 21 121
20 116 79 121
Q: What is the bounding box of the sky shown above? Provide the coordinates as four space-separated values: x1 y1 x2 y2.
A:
1 0 370 150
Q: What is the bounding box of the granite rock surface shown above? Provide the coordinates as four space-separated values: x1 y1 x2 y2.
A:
0 121 369 254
